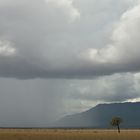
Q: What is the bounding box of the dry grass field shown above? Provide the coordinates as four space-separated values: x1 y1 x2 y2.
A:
0 129 140 140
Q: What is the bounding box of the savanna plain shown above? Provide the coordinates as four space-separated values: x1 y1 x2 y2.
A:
0 129 139 140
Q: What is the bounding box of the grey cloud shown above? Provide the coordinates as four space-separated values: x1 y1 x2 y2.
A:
0 73 140 126
1 0 140 127
63 73 140 114
78 1 140 76
0 0 138 79
69 74 137 102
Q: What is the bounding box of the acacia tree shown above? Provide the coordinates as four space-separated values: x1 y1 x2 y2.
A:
111 117 123 133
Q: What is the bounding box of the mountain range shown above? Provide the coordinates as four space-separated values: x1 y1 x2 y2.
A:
52 102 140 128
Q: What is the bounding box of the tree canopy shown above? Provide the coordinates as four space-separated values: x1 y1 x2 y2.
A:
111 117 123 133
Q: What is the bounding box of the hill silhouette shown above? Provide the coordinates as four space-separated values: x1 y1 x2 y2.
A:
53 102 140 128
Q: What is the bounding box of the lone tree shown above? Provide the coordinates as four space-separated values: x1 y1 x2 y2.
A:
111 117 122 133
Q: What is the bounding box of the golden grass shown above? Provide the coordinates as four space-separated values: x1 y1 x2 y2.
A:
0 129 140 140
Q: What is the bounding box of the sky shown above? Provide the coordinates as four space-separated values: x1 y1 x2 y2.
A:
0 0 140 127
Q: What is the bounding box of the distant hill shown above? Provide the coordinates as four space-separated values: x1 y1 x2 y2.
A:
52 102 140 128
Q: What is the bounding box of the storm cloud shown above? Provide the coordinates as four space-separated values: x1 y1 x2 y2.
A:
0 0 140 78
1 0 140 127
1 72 140 126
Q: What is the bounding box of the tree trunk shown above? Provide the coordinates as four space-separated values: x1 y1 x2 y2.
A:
117 125 120 133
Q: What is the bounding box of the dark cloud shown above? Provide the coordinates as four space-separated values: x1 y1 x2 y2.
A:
1 73 140 127
0 0 139 79
0 0 140 127
63 73 140 113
